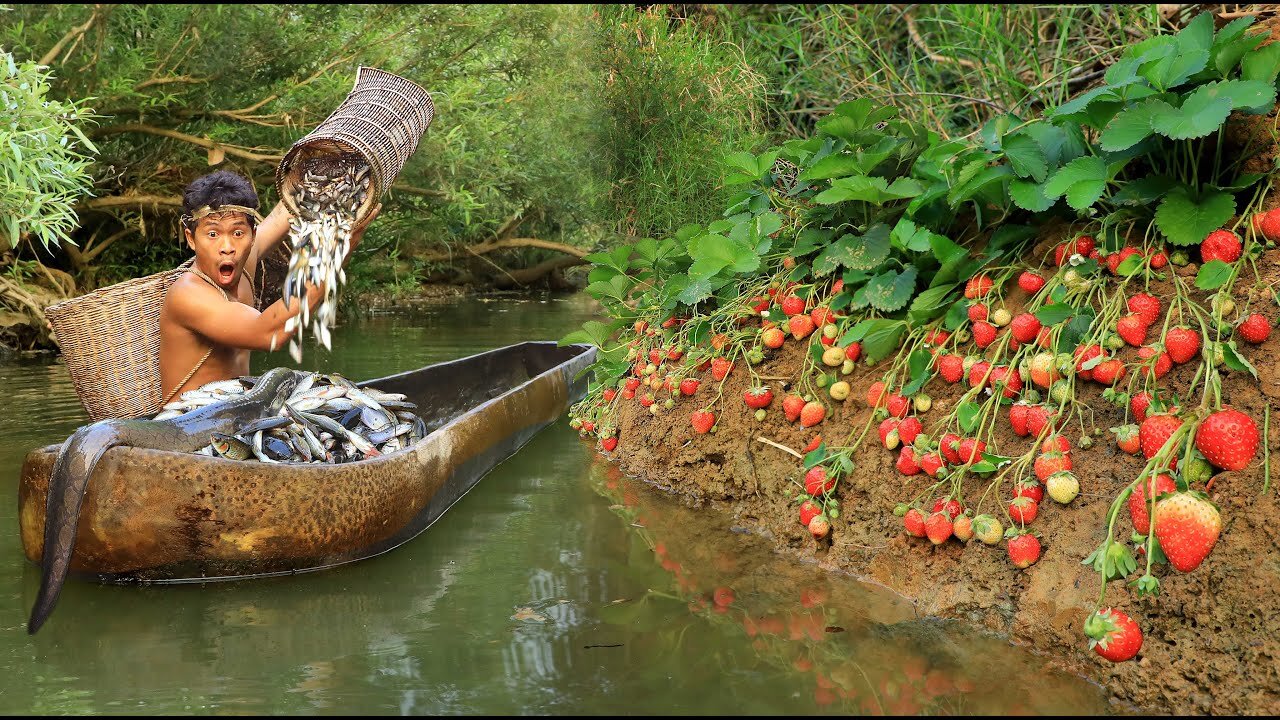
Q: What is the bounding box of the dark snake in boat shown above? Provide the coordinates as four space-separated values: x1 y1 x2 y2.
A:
27 367 299 634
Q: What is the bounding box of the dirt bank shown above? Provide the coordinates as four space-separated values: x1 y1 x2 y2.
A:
604 246 1280 715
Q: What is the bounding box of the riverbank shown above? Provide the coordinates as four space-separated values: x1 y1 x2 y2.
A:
600 248 1280 715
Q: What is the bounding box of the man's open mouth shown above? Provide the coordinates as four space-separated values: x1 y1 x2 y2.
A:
218 261 237 283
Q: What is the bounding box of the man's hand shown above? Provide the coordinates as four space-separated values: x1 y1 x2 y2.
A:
349 203 382 254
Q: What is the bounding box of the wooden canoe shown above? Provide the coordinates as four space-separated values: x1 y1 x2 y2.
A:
18 341 596 583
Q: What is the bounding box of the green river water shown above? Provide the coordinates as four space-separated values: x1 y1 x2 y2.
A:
0 296 1113 714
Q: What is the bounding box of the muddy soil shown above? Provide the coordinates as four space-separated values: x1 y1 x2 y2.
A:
604 240 1280 715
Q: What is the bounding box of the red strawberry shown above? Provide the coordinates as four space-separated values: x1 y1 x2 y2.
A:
1009 403 1030 436
621 389 636 400
933 498 962 520
1139 414 1183 460
1030 352 1058 388
799 500 821 527
1106 246 1142 274
1009 496 1039 524
638 395 655 408
1200 228 1241 264
973 321 997 348
968 304 989 323
968 361 992 389
1262 208 1280 241
762 327 785 349
1013 477 1044 504
1091 359 1125 385
789 314 815 340
1130 392 1153 422
866 381 888 408
845 342 862 362
624 377 641 392
940 433 963 465
667 347 684 361
1153 490 1221 572
805 466 836 495
781 294 806 316
749 295 770 313
1238 313 1271 344
1195 407 1259 471
925 512 954 545
803 435 822 453
601 437 618 452
603 388 617 402
952 513 973 542
1035 326 1054 348
1164 327 1200 364
711 358 733 381
1137 346 1171 379
988 365 1023 399
1116 314 1149 347
1149 250 1168 268
1025 405 1052 438
648 348 664 365
958 438 986 464
1127 293 1162 326
903 508 927 537
896 446 921 475
920 452 944 477
783 394 806 423
810 307 834 328
808 514 831 540
1112 424 1140 455
1086 608 1143 663
923 329 951 346
879 418 901 448
743 386 774 409
965 275 994 299
680 378 700 396
1128 472 1176 535
690 411 715 433
886 394 910 419
1010 313 1041 343
937 354 964 384
800 401 826 428
1018 271 1046 294
897 416 923 445
1034 451 1072 481
1041 434 1071 453
1007 532 1041 568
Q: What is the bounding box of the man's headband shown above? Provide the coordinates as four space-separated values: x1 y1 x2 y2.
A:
180 204 265 228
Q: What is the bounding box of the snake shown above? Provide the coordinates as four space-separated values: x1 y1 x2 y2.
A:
27 367 300 634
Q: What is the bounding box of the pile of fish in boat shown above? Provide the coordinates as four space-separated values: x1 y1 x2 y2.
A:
280 154 372 363
153 372 425 464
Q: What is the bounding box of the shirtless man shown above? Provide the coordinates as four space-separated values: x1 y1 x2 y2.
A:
158 170 379 401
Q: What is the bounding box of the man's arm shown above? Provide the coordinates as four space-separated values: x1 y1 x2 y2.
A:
246 201 292 270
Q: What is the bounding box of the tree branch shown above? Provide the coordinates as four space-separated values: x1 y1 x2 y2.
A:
39 5 101 66
91 124 284 162
80 194 183 211
389 183 449 199
491 255 586 289
135 75 207 91
415 237 590 263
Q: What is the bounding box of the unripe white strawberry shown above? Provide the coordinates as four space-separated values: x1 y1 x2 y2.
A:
1046 471 1079 504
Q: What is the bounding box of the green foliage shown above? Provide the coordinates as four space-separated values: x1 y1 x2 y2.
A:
0 48 96 251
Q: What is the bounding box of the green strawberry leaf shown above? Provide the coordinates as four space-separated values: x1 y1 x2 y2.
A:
1115 253 1145 277
1151 85 1232 140
865 266 918 312
1098 98 1166 152
1009 178 1056 212
1222 340 1259 379
1043 156 1107 202
1195 259 1234 290
943 301 970 331
813 175 923 205
812 224 892 275
1002 133 1048 182
907 285 955 325
861 319 908 363
1035 303 1074 327
1242 40 1280 84
1082 539 1138 582
957 401 981 434
1154 189 1235 247
803 444 828 470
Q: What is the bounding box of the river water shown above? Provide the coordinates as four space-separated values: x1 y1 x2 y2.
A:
0 295 1113 714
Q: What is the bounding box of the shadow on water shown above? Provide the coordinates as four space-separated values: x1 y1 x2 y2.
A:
1 296 1113 714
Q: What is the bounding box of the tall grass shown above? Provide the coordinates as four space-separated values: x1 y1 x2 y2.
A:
731 5 1168 139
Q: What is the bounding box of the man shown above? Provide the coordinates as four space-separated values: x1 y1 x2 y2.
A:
159 170 379 402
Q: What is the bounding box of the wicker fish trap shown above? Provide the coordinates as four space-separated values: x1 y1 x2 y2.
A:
275 66 434 223
45 258 193 421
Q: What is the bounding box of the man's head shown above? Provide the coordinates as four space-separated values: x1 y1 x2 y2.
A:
181 171 261 291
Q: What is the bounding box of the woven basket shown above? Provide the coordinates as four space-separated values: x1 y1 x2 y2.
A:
46 258 193 421
275 66 433 222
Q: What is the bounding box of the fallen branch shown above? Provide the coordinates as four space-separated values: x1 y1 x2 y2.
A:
491 255 586 288
80 194 183 210
755 436 803 459
416 237 590 263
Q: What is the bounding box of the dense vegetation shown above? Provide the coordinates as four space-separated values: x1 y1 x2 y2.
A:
1 4 1166 351
567 8 1280 668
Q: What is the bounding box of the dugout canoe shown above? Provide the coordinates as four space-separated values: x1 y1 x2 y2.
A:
18 341 596 584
